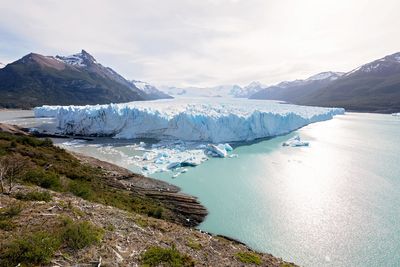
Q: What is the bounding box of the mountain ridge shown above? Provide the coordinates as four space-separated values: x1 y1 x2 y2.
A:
250 52 400 113
0 50 171 108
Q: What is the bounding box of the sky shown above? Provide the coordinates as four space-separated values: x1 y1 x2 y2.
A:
1 0 400 87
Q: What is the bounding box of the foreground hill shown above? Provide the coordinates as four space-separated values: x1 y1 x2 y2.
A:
0 50 171 109
250 52 400 113
0 126 295 266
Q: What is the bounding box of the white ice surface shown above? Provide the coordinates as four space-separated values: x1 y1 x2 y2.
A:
34 98 344 143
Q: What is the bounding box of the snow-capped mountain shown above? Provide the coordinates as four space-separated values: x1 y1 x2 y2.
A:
56 50 97 67
250 71 344 102
251 52 400 113
161 84 243 98
0 50 171 108
230 81 266 98
305 71 345 81
131 80 172 99
345 52 400 76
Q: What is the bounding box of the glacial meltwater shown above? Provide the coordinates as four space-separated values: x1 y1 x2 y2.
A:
2 111 400 266
150 112 400 266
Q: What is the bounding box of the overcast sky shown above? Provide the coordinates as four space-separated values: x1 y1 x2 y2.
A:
1 0 400 87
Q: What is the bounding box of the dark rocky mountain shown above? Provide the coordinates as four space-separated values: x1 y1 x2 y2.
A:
250 72 344 103
0 50 171 108
250 52 400 113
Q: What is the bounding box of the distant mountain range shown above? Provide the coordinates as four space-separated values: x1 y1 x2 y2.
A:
0 50 171 108
161 84 243 98
2 50 399 112
250 52 400 113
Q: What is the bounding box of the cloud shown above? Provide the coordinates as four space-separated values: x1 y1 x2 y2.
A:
1 0 400 86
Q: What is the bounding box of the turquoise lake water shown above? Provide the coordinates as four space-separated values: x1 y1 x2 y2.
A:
150 113 400 267
2 111 399 266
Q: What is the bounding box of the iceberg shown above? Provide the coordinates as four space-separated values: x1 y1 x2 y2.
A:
34 98 344 143
282 136 309 147
207 144 228 158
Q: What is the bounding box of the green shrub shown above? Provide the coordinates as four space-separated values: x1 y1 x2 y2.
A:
0 204 22 219
147 207 164 219
186 239 202 250
235 251 262 265
140 246 195 267
41 138 53 147
0 220 14 231
135 217 149 228
0 232 61 266
68 180 92 199
23 169 61 190
15 191 52 202
61 219 104 250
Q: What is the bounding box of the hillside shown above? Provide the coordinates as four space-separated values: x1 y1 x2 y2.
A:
0 50 171 109
0 126 296 266
250 52 400 113
250 72 343 103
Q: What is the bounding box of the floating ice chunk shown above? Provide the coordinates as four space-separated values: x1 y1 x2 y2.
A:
172 172 181 178
224 143 233 152
392 112 400 116
142 152 155 161
154 158 166 164
62 139 87 147
181 157 203 167
228 154 239 158
282 136 309 147
167 162 181 170
142 165 150 171
181 168 188 173
207 144 228 158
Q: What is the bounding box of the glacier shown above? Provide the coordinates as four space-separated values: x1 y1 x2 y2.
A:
34 98 344 143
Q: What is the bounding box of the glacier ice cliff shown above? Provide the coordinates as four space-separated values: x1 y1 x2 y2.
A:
34 98 345 143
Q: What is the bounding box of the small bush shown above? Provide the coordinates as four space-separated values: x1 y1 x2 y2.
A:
0 204 22 219
15 191 52 202
135 217 149 228
68 180 92 199
0 220 14 231
41 138 53 147
140 246 195 267
61 219 104 250
186 239 202 250
235 251 262 265
0 232 61 266
147 207 164 219
23 169 61 190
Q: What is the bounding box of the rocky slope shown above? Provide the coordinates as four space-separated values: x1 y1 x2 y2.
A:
0 185 295 266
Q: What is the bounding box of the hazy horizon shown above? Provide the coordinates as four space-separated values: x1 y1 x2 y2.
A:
1 0 400 87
